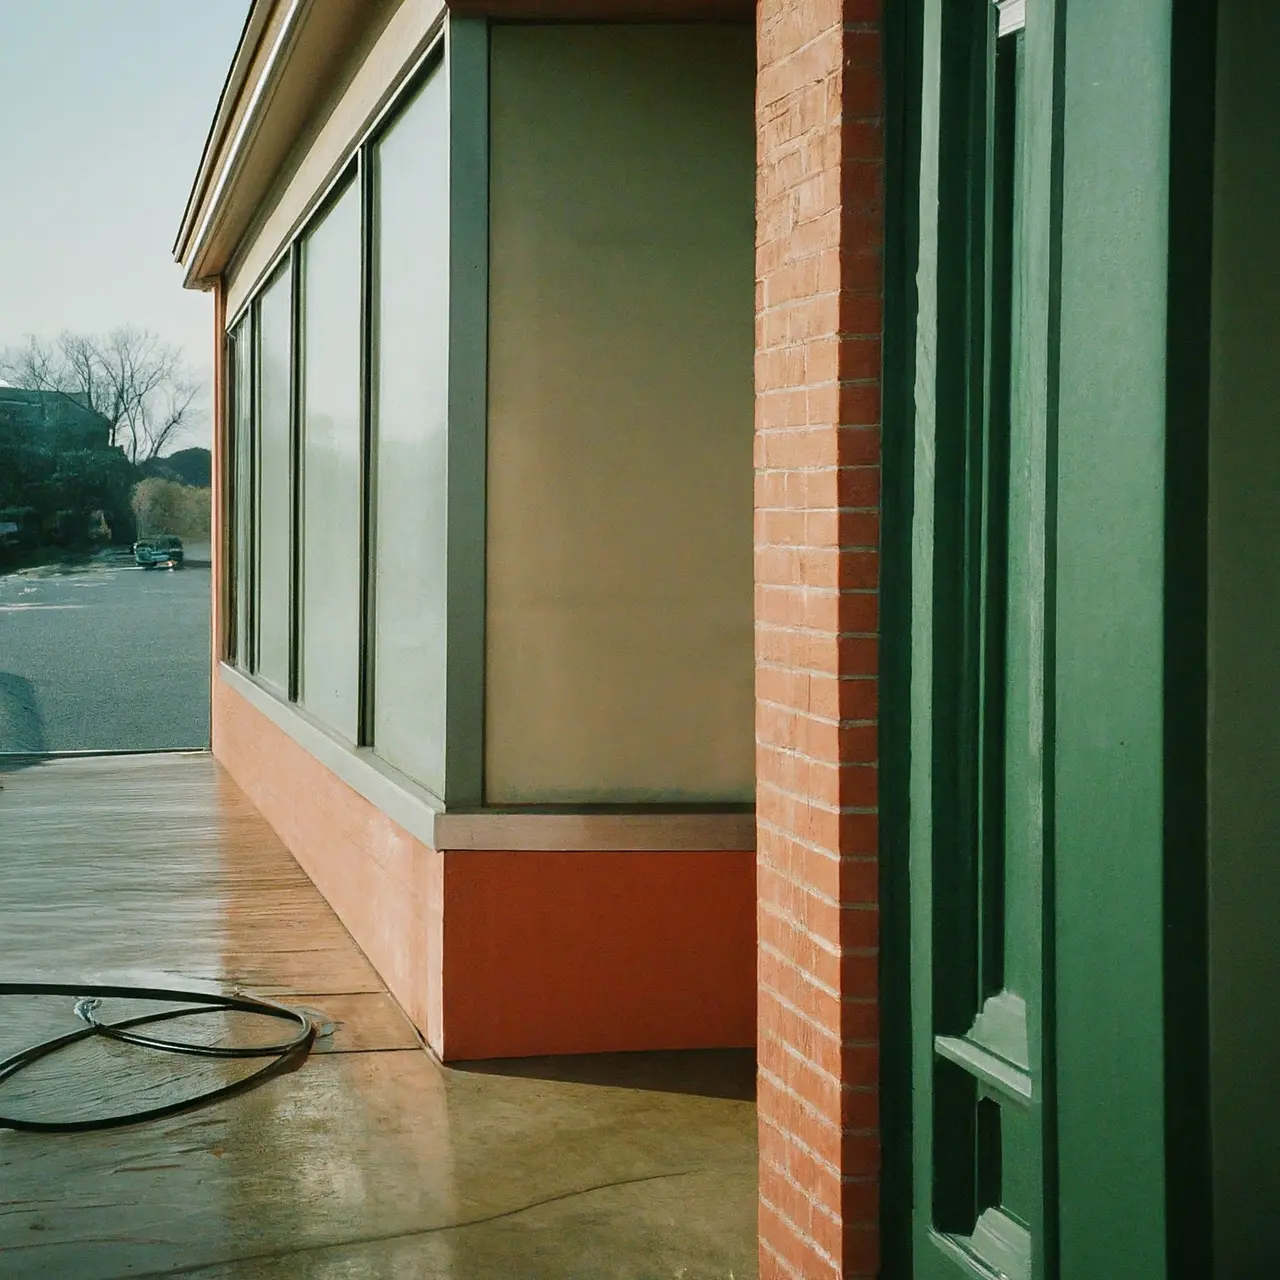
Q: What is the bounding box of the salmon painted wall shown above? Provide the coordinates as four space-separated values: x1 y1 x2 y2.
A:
212 676 756 1061
212 675 446 1050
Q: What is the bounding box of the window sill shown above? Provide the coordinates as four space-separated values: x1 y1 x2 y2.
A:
218 664 756 853
220 663 445 847
432 810 755 852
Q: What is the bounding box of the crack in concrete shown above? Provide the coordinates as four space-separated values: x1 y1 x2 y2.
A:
107 1163 737 1278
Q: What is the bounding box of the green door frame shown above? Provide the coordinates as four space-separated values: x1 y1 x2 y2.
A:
907 2 1057 1275
1053 0 1215 1275
879 0 923 1271
881 0 1216 1275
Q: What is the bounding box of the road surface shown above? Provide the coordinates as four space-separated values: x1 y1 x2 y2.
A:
0 547 210 753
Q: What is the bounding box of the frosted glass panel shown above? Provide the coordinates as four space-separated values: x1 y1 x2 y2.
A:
232 315 253 671
256 264 292 693
370 68 449 795
485 25 756 803
299 183 361 741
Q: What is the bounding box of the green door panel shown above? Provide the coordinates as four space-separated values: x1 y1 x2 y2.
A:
906 0 1191 1275
910 1 1056 1274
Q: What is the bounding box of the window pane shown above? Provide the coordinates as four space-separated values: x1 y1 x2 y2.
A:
370 68 449 794
256 264 292 692
485 26 756 803
299 183 362 740
232 314 253 670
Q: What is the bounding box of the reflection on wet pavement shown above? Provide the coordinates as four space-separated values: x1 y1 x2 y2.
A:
0 753 758 1278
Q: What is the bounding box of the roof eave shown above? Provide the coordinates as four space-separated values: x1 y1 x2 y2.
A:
174 0 312 286
173 2 274 266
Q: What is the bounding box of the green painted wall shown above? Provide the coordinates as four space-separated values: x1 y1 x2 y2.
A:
1208 3 1280 1272
485 24 755 805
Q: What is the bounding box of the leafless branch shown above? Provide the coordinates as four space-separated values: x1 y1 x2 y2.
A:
0 327 205 463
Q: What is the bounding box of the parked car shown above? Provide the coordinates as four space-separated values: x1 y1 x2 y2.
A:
133 534 184 568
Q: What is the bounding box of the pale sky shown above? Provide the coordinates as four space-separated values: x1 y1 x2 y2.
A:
0 1 251 445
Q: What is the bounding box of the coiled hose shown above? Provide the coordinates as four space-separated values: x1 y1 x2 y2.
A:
0 982 317 1132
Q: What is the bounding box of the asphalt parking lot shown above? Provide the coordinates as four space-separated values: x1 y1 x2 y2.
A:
0 546 210 754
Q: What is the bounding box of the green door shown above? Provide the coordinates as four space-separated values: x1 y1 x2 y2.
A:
908 1 1055 1274
903 0 1198 1275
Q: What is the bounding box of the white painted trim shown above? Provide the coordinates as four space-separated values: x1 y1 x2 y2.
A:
998 0 1026 37
218 665 756 853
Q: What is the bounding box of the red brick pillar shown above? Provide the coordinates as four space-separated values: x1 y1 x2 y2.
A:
755 2 883 1277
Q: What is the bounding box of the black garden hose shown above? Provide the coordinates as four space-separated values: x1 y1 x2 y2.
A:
0 982 317 1133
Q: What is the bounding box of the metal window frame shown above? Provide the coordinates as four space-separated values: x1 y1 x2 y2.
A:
293 163 361 741
249 291 262 677
357 139 376 748
227 309 256 675
288 239 303 704
356 27 462 766
248 253 295 696
219 21 459 774
221 326 236 664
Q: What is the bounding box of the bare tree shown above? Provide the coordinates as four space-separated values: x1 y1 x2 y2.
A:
0 328 202 464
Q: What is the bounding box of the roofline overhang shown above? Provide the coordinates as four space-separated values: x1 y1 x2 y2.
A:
173 0 271 268
173 0 312 290
175 0 756 291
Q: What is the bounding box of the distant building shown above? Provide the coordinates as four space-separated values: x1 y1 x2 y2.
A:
140 446 213 488
0 388 112 451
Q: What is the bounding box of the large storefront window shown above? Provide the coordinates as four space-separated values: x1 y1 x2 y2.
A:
221 48 465 796
220 23 753 810
370 67 450 797
255 262 292 694
299 181 362 742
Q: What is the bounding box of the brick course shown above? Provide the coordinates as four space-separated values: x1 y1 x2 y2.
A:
755 1 884 1275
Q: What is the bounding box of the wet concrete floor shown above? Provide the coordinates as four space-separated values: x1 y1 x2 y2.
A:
0 753 758 1278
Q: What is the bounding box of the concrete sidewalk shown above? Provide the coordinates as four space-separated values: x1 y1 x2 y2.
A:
0 753 758 1279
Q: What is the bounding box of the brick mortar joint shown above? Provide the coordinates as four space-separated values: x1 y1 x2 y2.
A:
758 1109 880 1172
757 740 880 762
757 995 879 1062
755 811 882 841
757 979 882 1027
758 979 884 1024
759 1150 881 1203
759 1194 842 1273
756 783 879 815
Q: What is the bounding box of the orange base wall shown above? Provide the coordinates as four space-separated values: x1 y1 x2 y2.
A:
213 676 445 1045
213 675 755 1061
442 849 755 1059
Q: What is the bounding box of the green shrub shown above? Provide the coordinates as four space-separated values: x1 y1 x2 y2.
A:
131 477 211 540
